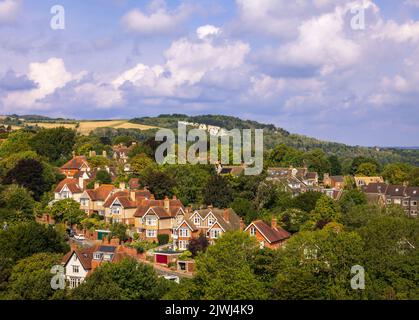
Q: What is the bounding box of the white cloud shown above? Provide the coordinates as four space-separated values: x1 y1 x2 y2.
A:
2 58 84 111
373 20 419 43
0 0 20 25
121 0 192 35
196 25 221 40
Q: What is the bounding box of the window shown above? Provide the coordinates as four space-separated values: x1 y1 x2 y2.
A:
250 226 257 236
193 216 201 226
69 277 82 288
411 201 418 206
210 229 222 239
394 199 401 205
387 199 392 204
93 253 102 260
178 240 188 250
111 206 121 214
72 266 79 273
403 201 409 206
80 199 89 206
73 254 77 261
146 216 157 226
179 228 190 237
113 218 121 223
146 230 157 238
208 217 215 226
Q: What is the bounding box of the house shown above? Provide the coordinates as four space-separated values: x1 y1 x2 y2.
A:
112 144 132 163
54 177 86 202
79 183 116 216
267 167 319 196
134 196 186 242
354 176 384 188
61 244 130 288
321 188 344 201
361 183 418 217
103 189 152 225
175 207 242 249
244 218 291 249
217 164 246 177
323 174 345 189
60 156 91 178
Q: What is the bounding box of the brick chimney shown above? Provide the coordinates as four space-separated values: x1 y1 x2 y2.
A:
164 196 170 212
94 182 100 189
239 218 245 231
150 194 155 200
119 182 126 190
130 190 136 202
271 217 277 229
223 209 230 222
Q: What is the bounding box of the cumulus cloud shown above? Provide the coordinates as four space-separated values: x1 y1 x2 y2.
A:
1 58 84 112
196 25 221 40
121 0 192 35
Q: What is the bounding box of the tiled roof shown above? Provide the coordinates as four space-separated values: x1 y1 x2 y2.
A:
85 185 115 201
385 185 406 197
62 246 97 270
362 183 389 194
330 176 344 183
103 189 152 208
405 187 419 197
54 178 83 194
134 197 185 218
188 208 241 232
251 220 291 243
128 178 140 189
61 156 89 170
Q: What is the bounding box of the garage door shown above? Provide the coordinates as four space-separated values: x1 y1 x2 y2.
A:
156 254 168 264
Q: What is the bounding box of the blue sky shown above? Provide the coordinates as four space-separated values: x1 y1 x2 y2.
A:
0 0 419 146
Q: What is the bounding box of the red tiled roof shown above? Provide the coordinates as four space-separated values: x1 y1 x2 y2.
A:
103 189 152 208
61 156 89 170
251 220 291 244
54 178 83 194
134 197 185 218
85 185 115 201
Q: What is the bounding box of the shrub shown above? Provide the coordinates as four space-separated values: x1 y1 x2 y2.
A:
158 234 169 245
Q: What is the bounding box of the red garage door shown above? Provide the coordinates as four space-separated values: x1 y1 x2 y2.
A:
156 254 168 264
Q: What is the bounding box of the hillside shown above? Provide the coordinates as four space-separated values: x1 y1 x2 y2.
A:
130 114 419 166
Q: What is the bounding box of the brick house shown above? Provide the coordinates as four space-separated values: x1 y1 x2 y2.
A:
79 183 116 216
103 189 152 225
174 207 242 249
60 156 91 178
323 174 345 189
134 196 186 242
244 218 291 249
362 183 418 217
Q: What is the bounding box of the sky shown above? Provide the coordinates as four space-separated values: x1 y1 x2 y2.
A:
0 0 418 147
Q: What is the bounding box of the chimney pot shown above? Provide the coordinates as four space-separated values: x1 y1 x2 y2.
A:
164 196 170 212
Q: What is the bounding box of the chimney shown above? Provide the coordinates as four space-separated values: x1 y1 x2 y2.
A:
223 209 230 222
130 190 136 202
89 150 93 157
172 195 177 200
164 196 170 212
119 182 126 190
239 219 245 231
150 194 155 200
271 217 277 229
72 151 76 158
102 150 107 158
94 182 100 189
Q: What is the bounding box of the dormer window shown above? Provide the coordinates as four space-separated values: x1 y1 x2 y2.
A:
208 217 215 226
194 216 201 226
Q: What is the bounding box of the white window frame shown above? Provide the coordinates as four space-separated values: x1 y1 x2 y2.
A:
193 216 201 226
208 217 215 227
179 228 190 237
72 265 79 273
210 228 222 239
179 240 188 250
146 230 157 238
145 216 157 226
111 206 121 214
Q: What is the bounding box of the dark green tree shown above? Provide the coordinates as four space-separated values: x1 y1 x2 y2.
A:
29 127 76 162
203 175 233 208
